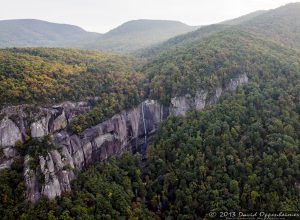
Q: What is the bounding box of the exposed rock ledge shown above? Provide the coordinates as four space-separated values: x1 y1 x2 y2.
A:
170 73 248 116
0 74 248 202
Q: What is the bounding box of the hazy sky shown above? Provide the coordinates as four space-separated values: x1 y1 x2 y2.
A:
0 0 298 33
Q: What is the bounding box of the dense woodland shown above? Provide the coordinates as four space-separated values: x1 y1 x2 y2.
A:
140 3 300 58
145 28 300 104
1 3 300 219
0 48 145 133
0 48 144 106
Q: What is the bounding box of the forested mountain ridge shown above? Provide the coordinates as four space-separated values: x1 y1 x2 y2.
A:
0 48 145 135
0 19 101 48
81 20 199 53
0 48 144 106
0 19 198 53
222 10 266 25
140 2 300 57
138 24 231 58
144 28 300 104
241 3 300 49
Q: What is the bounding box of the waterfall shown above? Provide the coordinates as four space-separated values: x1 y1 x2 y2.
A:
141 101 147 155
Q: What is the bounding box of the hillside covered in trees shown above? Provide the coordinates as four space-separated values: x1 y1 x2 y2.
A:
0 48 145 106
144 53 300 217
0 48 145 132
0 19 101 48
144 28 300 104
1 2 300 219
140 3 300 58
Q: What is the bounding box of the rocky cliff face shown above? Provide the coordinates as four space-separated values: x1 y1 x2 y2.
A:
22 99 167 202
0 74 248 202
170 74 248 116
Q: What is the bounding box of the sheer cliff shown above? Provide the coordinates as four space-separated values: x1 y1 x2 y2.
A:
0 74 248 202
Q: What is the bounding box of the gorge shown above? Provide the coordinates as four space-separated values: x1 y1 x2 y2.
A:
0 74 248 202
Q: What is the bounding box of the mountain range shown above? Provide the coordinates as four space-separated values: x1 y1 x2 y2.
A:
2 3 298 54
0 19 199 53
0 3 300 53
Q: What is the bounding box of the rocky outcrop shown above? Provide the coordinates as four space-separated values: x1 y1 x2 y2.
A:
24 148 76 202
1 101 92 141
31 117 50 138
170 90 208 116
170 74 248 116
0 159 14 171
40 153 63 199
0 147 17 171
0 117 23 147
0 100 92 201
24 99 166 202
0 74 249 202
52 111 68 132
24 156 41 202
52 99 166 167
228 73 248 91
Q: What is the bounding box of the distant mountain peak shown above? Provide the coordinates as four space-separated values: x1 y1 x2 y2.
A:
80 19 199 53
106 19 195 35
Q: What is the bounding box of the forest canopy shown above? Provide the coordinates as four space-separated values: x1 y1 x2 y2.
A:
0 48 145 107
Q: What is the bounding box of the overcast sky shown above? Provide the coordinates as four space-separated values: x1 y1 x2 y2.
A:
0 0 298 33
